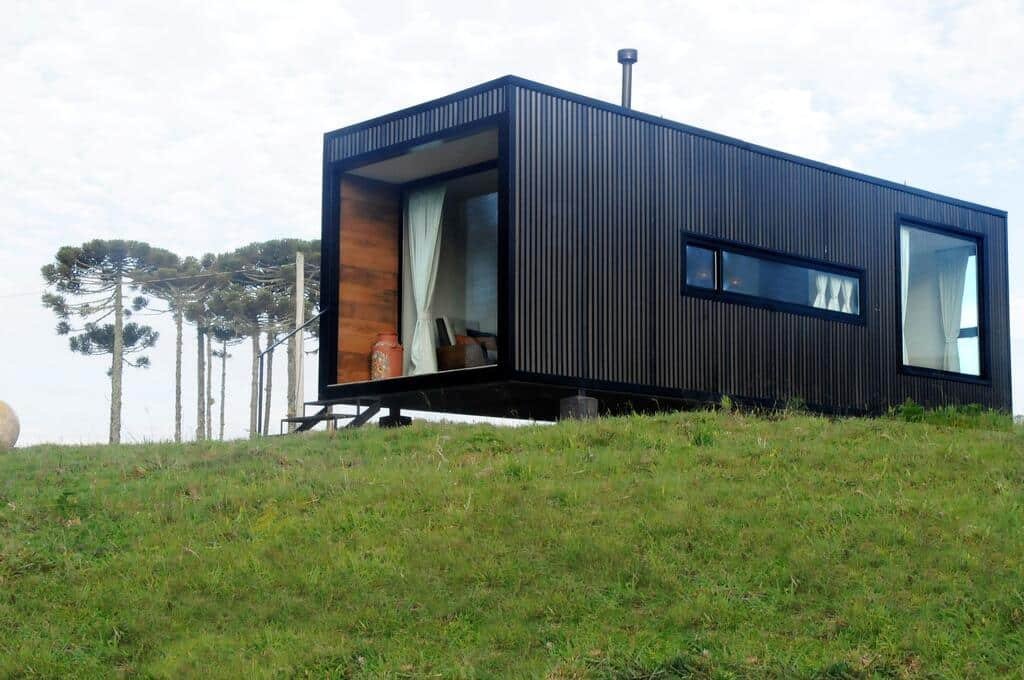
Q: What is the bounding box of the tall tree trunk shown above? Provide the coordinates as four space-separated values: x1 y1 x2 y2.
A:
196 326 206 441
173 307 183 443
109 280 124 445
262 331 275 436
287 335 297 431
249 333 260 438
219 340 227 441
206 333 213 440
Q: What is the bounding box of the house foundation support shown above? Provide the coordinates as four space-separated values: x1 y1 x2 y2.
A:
379 406 412 428
559 394 599 420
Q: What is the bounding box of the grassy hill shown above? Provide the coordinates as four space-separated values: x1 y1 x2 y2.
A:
1 409 1022 678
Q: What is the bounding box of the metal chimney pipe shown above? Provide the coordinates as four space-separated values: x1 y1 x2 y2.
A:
617 48 638 108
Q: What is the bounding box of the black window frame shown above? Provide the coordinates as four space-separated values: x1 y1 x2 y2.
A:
894 215 990 385
680 232 867 325
320 114 511 401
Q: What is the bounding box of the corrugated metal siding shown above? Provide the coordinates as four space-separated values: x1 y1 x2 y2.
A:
513 87 652 387
512 84 1011 412
325 86 505 163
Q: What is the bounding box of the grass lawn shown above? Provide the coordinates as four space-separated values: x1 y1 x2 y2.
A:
1 410 1022 678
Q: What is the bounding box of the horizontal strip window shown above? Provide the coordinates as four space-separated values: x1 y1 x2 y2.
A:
682 235 865 323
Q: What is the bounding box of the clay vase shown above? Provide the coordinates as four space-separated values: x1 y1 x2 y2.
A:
370 332 403 379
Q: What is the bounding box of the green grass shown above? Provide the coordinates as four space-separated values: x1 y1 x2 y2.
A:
1 409 1022 678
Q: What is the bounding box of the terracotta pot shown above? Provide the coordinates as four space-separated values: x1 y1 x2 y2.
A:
369 332 403 379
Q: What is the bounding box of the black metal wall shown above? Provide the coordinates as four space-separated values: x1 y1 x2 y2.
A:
510 82 1012 412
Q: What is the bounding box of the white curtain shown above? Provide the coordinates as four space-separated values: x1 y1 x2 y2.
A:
841 279 854 314
406 185 447 375
900 228 911 363
812 272 828 308
936 247 970 372
827 275 842 311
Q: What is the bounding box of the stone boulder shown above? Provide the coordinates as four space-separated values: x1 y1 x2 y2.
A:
0 401 19 449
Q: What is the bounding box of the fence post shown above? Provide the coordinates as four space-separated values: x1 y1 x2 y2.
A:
291 252 305 431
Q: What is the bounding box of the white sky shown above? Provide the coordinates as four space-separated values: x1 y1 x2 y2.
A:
1 0 1021 445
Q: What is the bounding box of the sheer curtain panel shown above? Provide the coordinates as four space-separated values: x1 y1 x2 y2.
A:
406 185 447 375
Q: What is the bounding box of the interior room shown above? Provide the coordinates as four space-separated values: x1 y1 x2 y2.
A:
335 127 499 385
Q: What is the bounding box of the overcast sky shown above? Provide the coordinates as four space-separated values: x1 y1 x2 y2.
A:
1 0 1021 445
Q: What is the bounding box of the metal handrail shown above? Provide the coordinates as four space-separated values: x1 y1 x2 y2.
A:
256 310 324 436
259 310 324 359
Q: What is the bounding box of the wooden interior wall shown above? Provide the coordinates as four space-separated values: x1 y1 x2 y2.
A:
337 176 400 383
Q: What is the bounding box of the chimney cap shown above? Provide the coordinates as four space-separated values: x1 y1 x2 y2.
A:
617 48 638 64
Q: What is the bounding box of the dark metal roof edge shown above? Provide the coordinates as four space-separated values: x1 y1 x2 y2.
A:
323 76 513 139
324 74 1007 218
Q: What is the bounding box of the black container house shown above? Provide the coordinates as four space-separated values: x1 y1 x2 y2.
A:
318 75 1012 419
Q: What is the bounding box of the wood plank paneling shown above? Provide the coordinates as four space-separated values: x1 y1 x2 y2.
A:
337 176 399 383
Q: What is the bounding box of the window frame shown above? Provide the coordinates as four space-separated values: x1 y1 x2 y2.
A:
680 232 867 325
320 115 511 400
894 215 990 385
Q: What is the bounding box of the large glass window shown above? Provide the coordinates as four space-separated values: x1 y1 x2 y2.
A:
683 238 862 320
400 168 499 377
335 126 500 386
900 224 981 376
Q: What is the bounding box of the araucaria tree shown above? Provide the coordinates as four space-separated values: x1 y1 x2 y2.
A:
206 281 278 437
41 240 171 444
140 255 208 442
183 255 220 442
210 323 243 441
229 239 320 432
211 240 316 437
